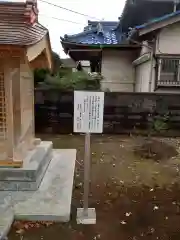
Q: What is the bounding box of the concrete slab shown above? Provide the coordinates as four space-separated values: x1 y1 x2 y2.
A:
0 141 53 191
14 149 76 221
0 200 14 240
77 208 96 224
0 149 76 239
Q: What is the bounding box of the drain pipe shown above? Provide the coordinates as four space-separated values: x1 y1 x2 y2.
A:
149 50 154 92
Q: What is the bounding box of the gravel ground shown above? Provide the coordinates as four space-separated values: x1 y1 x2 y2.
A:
8 134 180 240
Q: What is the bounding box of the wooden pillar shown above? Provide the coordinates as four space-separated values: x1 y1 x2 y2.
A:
3 58 23 167
0 62 8 164
19 55 37 152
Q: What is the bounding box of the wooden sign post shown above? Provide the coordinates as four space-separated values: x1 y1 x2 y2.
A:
74 91 104 224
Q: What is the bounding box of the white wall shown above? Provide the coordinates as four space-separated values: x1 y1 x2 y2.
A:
101 50 135 92
135 61 151 92
135 58 156 93
156 22 180 55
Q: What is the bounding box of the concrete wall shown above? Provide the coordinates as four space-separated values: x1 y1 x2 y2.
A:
35 90 180 136
156 22 180 55
101 50 135 92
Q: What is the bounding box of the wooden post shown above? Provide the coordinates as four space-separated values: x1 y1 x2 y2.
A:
83 132 91 216
1 58 22 167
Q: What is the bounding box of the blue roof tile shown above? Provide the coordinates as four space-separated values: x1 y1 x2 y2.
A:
62 21 124 45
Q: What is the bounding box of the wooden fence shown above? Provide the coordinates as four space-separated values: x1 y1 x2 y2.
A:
35 89 180 136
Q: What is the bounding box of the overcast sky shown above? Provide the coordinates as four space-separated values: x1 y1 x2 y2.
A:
5 0 126 58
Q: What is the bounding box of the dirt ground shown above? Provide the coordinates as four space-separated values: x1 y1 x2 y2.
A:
8 134 180 240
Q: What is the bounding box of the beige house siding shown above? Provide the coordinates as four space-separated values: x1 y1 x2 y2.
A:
101 50 135 92
156 22 180 55
134 57 156 93
135 61 151 92
134 21 180 93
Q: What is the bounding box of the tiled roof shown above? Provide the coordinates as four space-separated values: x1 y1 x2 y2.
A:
0 0 47 46
135 10 180 30
0 20 47 46
62 21 124 45
119 0 177 33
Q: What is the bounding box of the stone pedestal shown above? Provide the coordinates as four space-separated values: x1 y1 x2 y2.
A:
77 208 96 224
0 141 52 191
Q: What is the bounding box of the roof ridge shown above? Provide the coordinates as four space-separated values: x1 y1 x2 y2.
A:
62 20 120 41
62 28 97 41
0 0 39 25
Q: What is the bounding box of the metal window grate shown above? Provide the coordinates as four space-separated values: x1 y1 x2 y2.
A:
157 58 180 87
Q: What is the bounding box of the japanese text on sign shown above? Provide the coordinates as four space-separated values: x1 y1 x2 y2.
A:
74 91 104 133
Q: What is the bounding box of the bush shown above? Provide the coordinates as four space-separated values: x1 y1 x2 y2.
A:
36 69 102 91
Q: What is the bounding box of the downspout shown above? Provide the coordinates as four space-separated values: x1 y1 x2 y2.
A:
149 50 154 92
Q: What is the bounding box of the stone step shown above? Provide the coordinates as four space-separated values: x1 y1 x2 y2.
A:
0 149 76 239
0 141 53 191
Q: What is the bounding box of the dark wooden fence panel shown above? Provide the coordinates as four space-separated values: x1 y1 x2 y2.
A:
35 90 180 135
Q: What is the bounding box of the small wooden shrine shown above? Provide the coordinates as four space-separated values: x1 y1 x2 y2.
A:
0 0 52 167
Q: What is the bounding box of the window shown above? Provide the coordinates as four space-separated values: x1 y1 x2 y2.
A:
157 58 180 86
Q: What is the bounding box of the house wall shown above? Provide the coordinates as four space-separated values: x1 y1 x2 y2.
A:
156 22 180 55
101 50 135 92
135 22 180 93
135 56 156 93
81 60 90 73
135 60 151 92
82 66 91 73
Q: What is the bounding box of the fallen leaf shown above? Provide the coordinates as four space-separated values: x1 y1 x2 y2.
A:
120 220 127 225
125 212 132 217
16 229 24 235
44 222 53 227
153 206 159 210
24 224 29 230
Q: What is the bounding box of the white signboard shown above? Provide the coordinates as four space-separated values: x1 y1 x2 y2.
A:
74 91 104 133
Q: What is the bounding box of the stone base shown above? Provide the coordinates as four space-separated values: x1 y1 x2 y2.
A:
77 208 96 224
0 149 76 239
0 141 53 191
